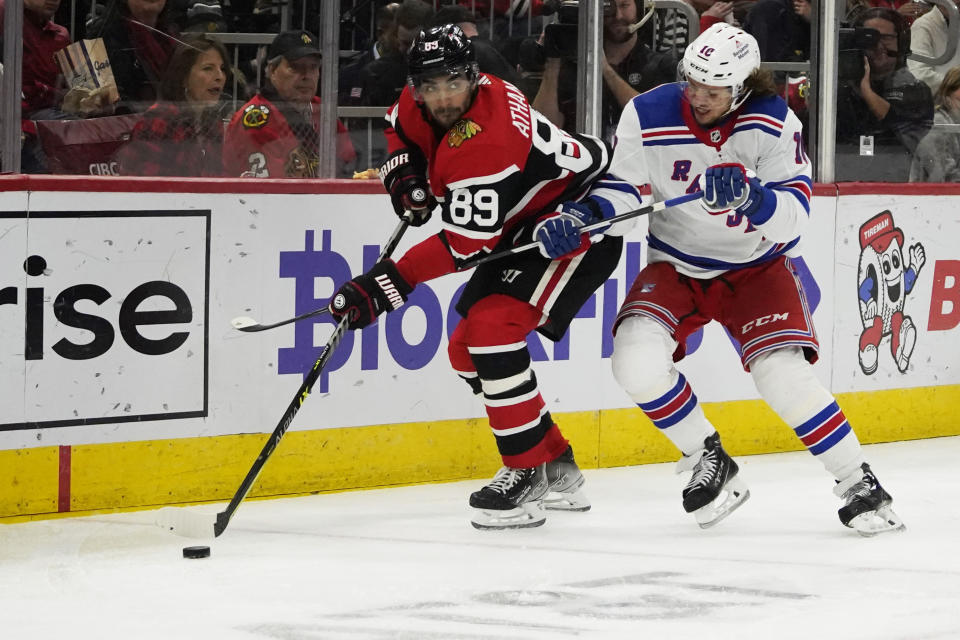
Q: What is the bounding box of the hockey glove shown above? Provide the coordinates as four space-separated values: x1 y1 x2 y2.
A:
379 150 434 226
533 199 606 260
701 163 775 223
328 260 414 329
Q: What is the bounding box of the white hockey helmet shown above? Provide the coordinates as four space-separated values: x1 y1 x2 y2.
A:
681 23 761 112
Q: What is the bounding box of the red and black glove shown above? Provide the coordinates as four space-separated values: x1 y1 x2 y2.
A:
328 260 415 329
379 150 435 226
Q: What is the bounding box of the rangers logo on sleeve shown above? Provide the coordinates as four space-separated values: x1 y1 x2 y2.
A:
242 104 270 129
447 119 482 148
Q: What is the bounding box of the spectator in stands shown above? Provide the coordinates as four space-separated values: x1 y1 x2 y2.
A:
455 0 550 42
651 0 717 55
907 0 960 93
432 5 535 98
0 0 109 171
87 0 182 113
699 1 744 29
338 2 400 170
457 0 550 19
223 30 357 178
835 7 934 181
846 2 932 26
356 0 434 107
743 0 811 134
846 0 871 22
4 0 70 118
744 0 810 63
115 35 230 176
181 0 229 33
911 65 960 181
867 1 932 25
339 1 399 105
647 0 749 55
897 1 935 24
533 0 676 142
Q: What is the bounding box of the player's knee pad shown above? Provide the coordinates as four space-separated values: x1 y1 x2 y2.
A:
611 316 677 402
750 347 834 424
447 319 473 373
461 295 541 347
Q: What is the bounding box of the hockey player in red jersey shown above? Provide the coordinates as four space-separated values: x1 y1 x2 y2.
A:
551 23 904 535
327 24 644 530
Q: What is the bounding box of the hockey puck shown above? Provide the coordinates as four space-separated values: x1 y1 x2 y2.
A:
182 545 211 559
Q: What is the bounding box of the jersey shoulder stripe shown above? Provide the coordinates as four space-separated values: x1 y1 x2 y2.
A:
740 94 789 122
446 164 521 190
732 119 783 139
732 96 788 138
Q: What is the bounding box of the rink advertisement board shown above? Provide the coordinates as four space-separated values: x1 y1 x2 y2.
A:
0 182 958 451
0 210 210 430
0 178 958 519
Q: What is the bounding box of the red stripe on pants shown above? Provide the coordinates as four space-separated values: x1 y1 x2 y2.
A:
800 410 846 448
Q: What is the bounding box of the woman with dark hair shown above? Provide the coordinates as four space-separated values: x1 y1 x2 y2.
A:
116 35 231 176
88 0 181 112
911 65 960 182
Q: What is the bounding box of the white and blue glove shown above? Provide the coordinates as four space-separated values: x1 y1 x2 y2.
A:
701 162 775 224
533 200 608 260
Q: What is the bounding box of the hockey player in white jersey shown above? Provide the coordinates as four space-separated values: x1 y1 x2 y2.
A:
551 23 905 535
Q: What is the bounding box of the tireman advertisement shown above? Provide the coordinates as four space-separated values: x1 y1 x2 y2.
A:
835 196 960 391
856 210 925 375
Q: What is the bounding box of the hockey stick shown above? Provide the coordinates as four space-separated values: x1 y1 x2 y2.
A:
156 215 413 538
458 191 704 271
226 191 703 335
231 307 330 332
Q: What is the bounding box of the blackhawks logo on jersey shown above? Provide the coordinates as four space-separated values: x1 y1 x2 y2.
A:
242 104 270 129
447 119 482 148
284 146 318 177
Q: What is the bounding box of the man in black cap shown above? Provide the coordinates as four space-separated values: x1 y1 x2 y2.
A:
224 30 356 177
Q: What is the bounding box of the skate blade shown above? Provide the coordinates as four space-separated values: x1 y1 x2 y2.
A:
694 478 750 529
543 488 591 512
850 505 906 537
471 501 546 530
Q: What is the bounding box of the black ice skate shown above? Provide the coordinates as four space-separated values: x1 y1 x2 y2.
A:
543 446 591 512
834 463 905 536
469 464 548 530
677 432 750 529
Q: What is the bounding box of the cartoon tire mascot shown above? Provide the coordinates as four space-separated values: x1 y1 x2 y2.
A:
857 211 925 374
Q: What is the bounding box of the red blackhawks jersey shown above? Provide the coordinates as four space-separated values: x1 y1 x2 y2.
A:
223 93 356 178
386 74 613 280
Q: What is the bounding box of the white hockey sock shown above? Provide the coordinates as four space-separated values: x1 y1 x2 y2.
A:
612 316 714 455
635 371 715 455
751 348 864 481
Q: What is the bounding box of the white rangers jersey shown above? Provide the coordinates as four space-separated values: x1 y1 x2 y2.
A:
609 82 813 278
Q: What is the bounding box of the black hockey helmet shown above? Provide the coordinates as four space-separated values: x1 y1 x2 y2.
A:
407 24 479 90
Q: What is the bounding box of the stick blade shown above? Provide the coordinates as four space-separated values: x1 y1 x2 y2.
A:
230 316 259 330
155 507 218 539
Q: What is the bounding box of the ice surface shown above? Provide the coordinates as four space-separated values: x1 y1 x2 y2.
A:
2 438 958 639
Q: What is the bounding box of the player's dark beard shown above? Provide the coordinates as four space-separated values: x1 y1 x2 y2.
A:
432 105 465 128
